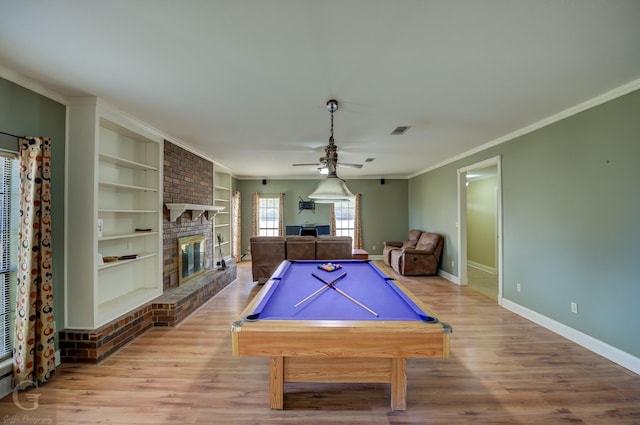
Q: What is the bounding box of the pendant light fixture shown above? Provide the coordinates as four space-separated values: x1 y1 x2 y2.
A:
308 99 355 203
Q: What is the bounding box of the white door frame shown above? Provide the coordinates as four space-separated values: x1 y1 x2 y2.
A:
456 155 503 302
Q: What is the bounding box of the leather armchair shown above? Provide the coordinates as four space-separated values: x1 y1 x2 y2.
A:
286 236 316 260
389 231 444 276
383 229 423 266
316 236 353 260
250 236 286 283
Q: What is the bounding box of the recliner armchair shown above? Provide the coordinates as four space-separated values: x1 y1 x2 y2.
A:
250 236 286 283
383 229 423 266
285 236 316 260
385 231 444 276
316 236 353 260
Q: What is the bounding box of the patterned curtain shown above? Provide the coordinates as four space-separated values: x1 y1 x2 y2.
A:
278 193 284 237
353 193 363 249
251 192 259 237
231 191 241 261
329 204 336 236
328 194 362 247
13 137 55 388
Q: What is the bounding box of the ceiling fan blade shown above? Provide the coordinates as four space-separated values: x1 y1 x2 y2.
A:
292 163 321 167
337 162 363 169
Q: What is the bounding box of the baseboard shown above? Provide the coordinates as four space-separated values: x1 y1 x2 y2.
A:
0 374 12 399
467 260 497 275
501 298 640 375
438 268 460 284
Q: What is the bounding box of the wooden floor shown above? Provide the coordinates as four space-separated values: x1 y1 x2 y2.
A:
1 261 639 424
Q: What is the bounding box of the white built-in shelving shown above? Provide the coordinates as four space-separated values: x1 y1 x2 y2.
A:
214 168 232 266
66 97 163 329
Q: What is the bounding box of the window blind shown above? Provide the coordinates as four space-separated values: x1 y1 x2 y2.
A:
258 196 280 236
0 156 18 361
334 200 355 239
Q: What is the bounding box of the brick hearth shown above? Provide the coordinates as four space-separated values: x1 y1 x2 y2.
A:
59 261 236 363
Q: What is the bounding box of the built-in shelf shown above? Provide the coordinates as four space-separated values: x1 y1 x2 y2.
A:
99 181 158 192
165 203 226 222
99 153 158 171
99 209 157 213
97 253 158 270
99 231 159 241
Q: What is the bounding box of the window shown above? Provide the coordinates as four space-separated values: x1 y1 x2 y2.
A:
258 196 280 236
334 199 355 244
0 155 18 362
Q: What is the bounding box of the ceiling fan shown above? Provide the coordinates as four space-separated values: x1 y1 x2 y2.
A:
292 99 363 173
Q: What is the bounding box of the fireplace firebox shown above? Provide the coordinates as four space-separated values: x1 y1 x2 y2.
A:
178 234 206 285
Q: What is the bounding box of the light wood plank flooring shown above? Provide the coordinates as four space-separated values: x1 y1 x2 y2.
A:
1 261 639 424
467 266 499 301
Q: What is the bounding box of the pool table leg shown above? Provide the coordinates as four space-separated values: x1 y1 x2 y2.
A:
390 357 407 411
269 356 284 409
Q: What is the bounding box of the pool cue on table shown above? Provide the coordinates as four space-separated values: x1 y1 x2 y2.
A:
294 272 347 308
311 273 379 317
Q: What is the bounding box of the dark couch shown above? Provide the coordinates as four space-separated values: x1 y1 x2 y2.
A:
250 235 353 283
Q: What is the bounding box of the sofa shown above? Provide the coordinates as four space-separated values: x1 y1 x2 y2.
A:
250 235 353 283
383 230 444 276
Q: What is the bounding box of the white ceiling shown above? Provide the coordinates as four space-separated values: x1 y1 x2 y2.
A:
1 1 639 179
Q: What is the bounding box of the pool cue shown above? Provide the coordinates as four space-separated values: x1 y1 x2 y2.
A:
294 272 347 308
311 273 379 317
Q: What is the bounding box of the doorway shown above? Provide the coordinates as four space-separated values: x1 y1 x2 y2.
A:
457 156 502 302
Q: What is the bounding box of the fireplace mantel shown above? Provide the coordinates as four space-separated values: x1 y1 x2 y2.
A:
165 203 225 222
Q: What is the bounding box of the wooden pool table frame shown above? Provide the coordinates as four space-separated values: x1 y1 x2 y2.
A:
231 261 451 411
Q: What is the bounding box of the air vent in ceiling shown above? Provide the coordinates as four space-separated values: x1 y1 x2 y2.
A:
391 126 410 135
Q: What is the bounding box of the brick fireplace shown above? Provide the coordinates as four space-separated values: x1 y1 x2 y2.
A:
59 141 237 363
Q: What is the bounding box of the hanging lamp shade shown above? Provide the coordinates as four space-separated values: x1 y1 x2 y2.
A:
308 175 354 203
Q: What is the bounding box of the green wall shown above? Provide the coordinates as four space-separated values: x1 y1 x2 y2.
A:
467 175 498 269
408 165 460 274
0 77 66 345
235 178 409 257
408 89 640 358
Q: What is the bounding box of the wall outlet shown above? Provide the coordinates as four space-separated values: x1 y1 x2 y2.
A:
450 260 455 268
571 302 578 314
372 245 376 251
516 282 521 293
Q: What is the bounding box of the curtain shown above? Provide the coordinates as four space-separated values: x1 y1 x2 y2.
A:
329 205 336 236
277 193 284 237
13 137 55 388
251 192 259 237
329 194 362 248
231 191 241 261
353 193 363 249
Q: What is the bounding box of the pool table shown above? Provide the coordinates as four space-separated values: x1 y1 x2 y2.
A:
231 259 451 411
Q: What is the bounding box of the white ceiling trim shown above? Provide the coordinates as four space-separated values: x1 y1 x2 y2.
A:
408 78 640 179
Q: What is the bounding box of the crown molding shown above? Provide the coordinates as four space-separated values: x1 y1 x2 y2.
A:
0 64 68 105
408 78 640 179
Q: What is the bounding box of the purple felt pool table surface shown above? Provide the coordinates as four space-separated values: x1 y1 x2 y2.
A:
246 260 434 321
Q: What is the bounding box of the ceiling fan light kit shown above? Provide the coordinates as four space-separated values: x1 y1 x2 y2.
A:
307 99 356 203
